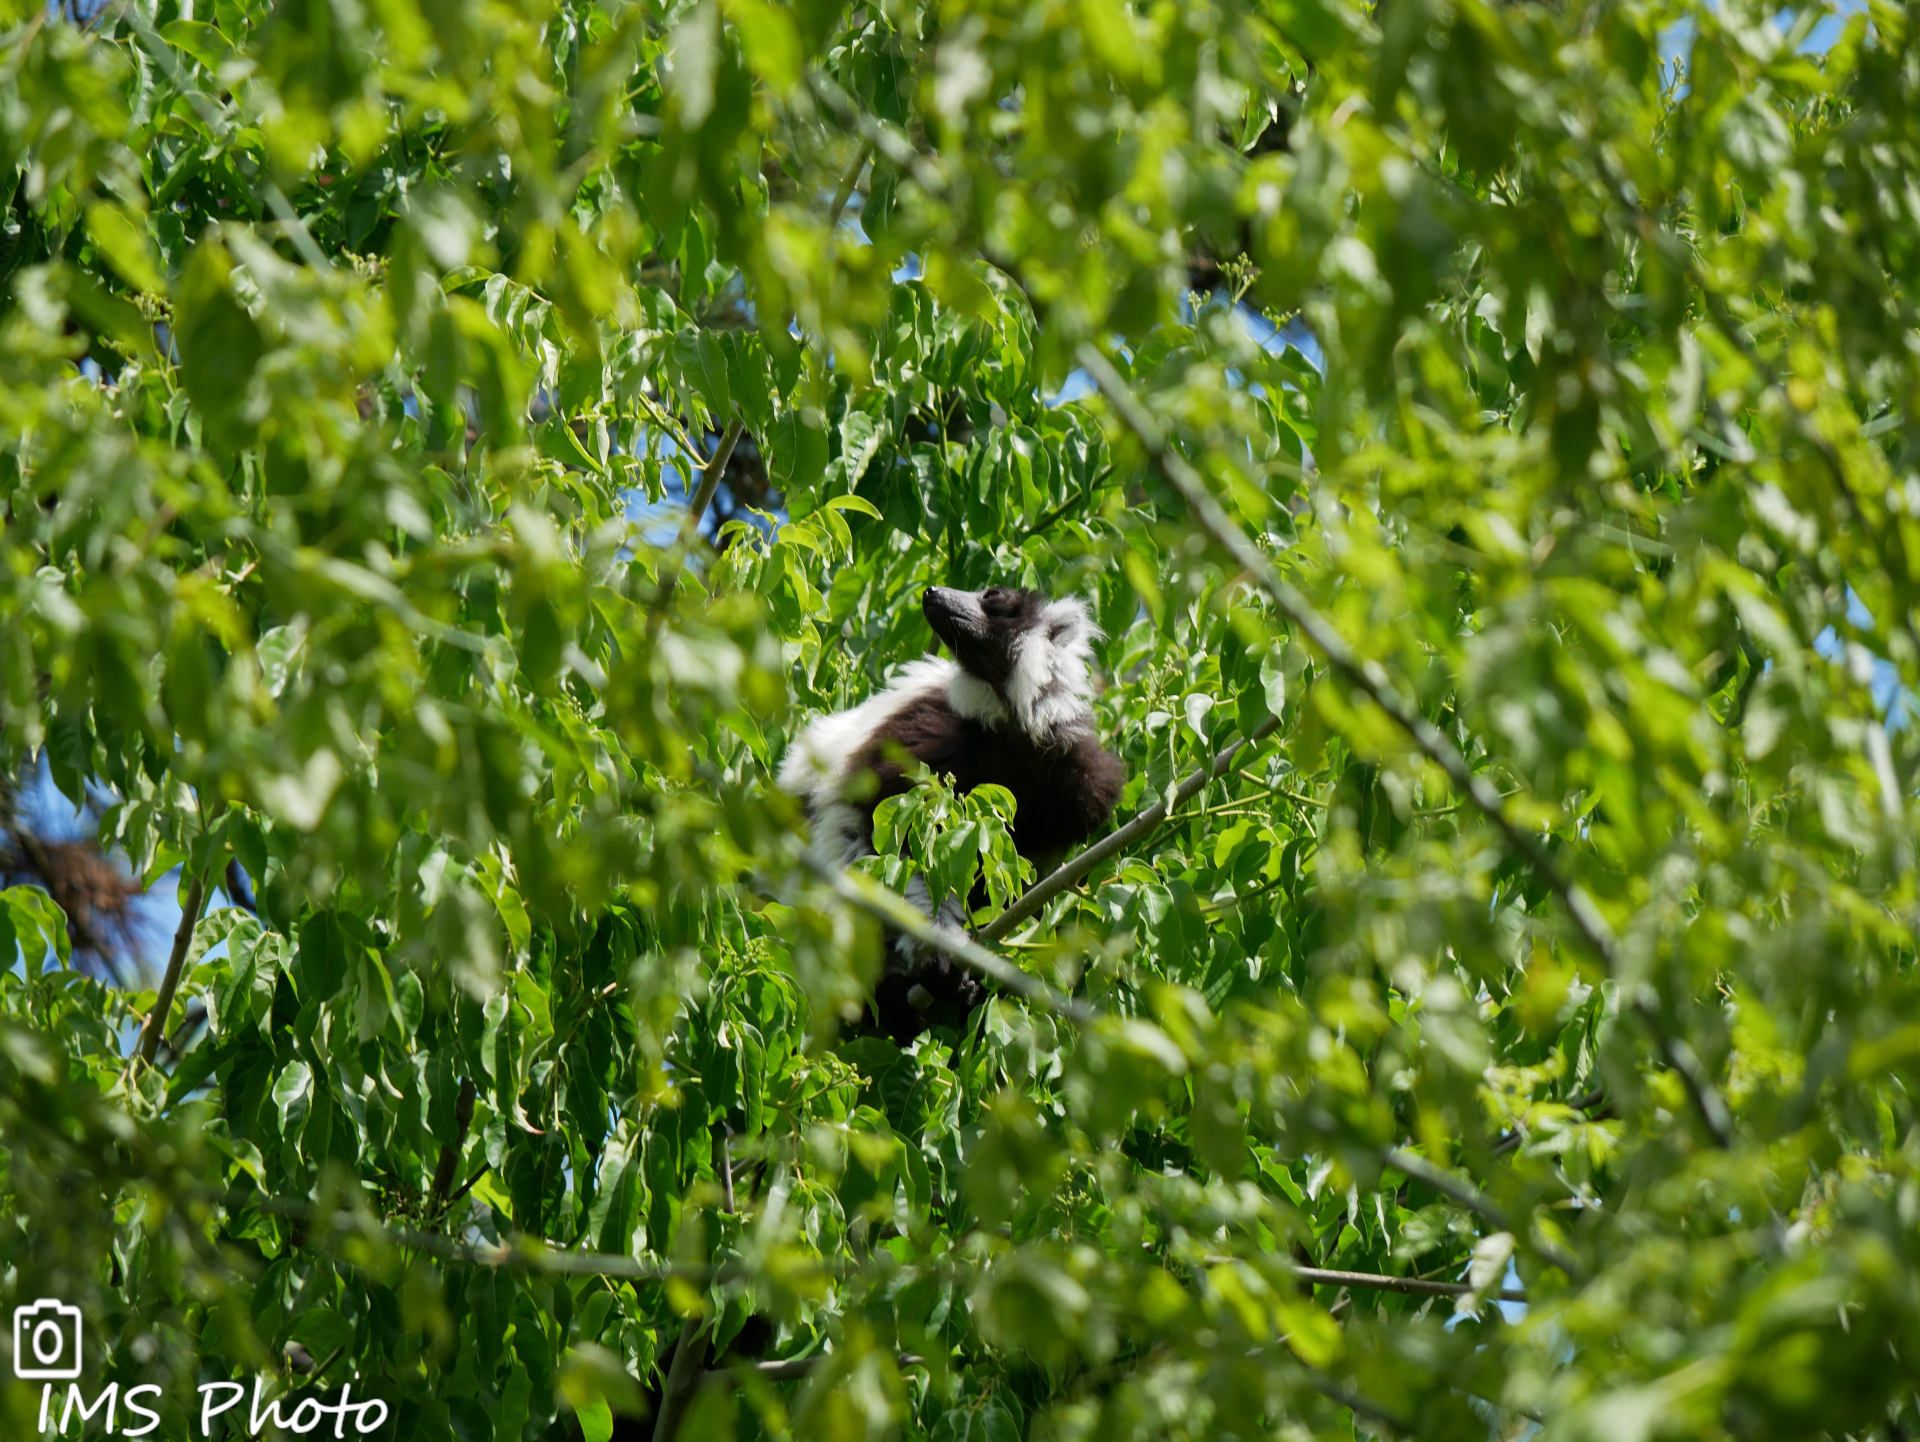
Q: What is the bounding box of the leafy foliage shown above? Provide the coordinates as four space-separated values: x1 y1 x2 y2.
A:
4 0 1920 1438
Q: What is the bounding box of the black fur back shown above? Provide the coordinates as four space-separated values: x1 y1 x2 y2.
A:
780 588 1128 1043
850 692 1124 1043
852 692 1126 866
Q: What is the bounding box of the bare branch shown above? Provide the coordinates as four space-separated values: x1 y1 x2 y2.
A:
652 1318 711 1442
978 714 1281 943
1076 343 1735 1151
1204 1254 1527 1301
1292 1264 1526 1303
807 858 1096 1023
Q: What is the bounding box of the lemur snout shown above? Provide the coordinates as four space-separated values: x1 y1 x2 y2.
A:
922 587 980 647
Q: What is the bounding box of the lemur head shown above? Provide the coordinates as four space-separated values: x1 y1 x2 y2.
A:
922 585 1101 742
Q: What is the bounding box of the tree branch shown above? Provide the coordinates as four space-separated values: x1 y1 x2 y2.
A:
1076 343 1735 1151
978 714 1281 943
444 1162 490 1208
1290 1264 1527 1303
806 858 1095 1023
652 1317 711 1442
1022 464 1114 541
238 1191 838 1283
1303 1371 1414 1434
1207 1254 1528 1302
806 75 946 197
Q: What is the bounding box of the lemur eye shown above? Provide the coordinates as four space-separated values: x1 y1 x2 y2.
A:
981 588 1014 614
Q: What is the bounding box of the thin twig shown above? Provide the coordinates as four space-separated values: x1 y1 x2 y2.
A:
1384 1148 1584 1282
1383 1149 1514 1232
1490 1088 1608 1158
428 1077 478 1223
132 843 221 1071
977 714 1281 943
1294 1265 1527 1303
1303 1371 1414 1434
647 418 745 630
632 389 705 465
1077 343 1736 1152
1204 1255 1527 1302
1024 464 1114 540
237 1192 834 1283
807 74 946 196
445 1161 490 1208
260 182 333 274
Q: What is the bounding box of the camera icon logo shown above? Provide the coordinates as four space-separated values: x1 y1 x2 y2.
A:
12 1298 83 1380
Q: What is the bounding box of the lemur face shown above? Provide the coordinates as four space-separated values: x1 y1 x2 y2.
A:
922 586 1042 685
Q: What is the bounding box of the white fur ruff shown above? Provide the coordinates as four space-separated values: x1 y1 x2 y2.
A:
1006 596 1100 741
780 659 968 861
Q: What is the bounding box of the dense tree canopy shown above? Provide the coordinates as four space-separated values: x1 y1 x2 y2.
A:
5 0 1920 1437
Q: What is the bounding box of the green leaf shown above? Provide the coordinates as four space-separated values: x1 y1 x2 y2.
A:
174 238 267 445
725 0 802 92
674 329 733 421
85 203 164 294
273 1060 313 1137
2 887 71 970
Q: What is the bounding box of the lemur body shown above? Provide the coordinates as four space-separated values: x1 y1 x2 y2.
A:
780 586 1127 1041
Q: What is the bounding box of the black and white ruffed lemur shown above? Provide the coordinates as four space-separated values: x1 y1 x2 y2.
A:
780 585 1128 1042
